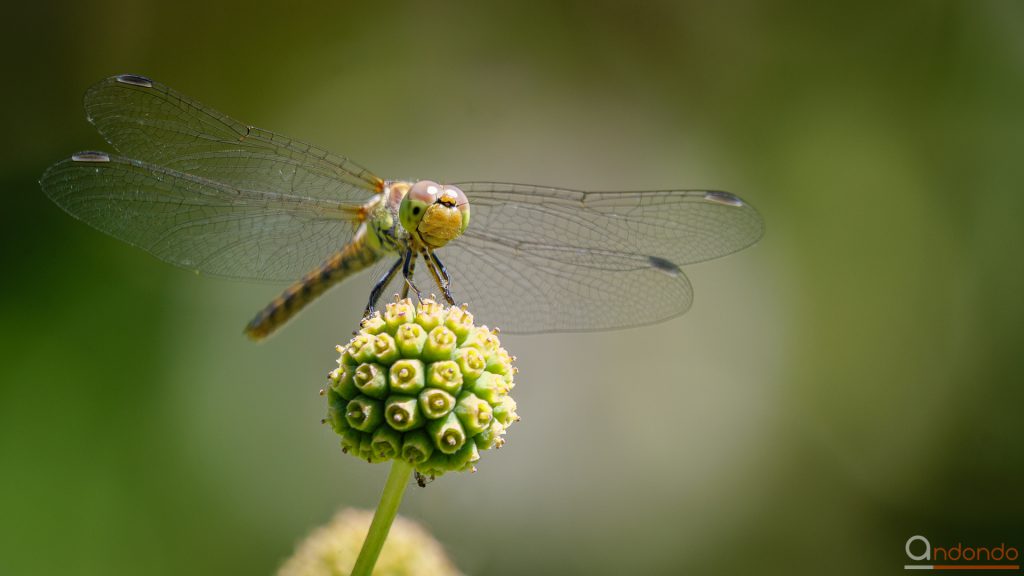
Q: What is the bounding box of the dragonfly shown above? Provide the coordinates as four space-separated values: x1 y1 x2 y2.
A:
40 74 764 340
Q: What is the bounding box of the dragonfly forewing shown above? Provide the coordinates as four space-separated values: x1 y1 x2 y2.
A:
84 74 384 201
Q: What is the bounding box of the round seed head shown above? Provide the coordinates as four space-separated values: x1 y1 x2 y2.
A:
325 300 518 478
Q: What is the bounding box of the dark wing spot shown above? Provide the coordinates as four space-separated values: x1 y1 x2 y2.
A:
703 191 744 207
114 74 154 88
648 256 681 277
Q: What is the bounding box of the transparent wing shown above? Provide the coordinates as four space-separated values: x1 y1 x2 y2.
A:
40 153 364 281
83 74 384 201
438 182 765 333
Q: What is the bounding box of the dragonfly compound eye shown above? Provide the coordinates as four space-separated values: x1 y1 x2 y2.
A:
400 180 441 231
443 185 470 234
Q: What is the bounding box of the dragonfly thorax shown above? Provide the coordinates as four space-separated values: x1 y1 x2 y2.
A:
398 180 471 249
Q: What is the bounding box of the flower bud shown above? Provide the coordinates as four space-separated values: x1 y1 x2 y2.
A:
370 333 400 365
454 347 486 382
423 326 457 362
414 298 445 332
492 396 518 427
450 441 480 472
384 395 423 432
444 305 474 341
345 396 383 433
469 371 508 405
388 359 425 395
418 388 456 420
371 426 402 459
427 412 467 455
454 393 493 436
353 363 388 399
461 326 500 358
325 388 349 434
359 312 387 335
401 430 434 464
384 298 416 332
346 333 376 364
328 364 359 400
394 323 427 357
426 360 463 395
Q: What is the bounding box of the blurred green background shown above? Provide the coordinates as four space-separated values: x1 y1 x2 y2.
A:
3 1 1022 574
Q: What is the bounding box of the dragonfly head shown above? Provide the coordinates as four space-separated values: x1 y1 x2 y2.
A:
400 180 471 248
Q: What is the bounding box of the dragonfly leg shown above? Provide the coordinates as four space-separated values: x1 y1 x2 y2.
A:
399 249 417 300
365 257 403 317
424 249 455 305
401 248 424 301
429 250 452 286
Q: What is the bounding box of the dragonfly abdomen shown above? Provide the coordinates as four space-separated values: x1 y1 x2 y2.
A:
245 234 384 340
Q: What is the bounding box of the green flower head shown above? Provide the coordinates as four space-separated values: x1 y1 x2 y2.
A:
325 298 518 477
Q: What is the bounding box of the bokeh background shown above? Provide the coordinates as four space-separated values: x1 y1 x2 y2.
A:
3 1 1022 574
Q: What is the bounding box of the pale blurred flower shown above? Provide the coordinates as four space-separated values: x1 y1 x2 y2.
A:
278 508 462 576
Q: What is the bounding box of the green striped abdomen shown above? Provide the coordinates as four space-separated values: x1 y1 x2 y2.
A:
245 233 384 340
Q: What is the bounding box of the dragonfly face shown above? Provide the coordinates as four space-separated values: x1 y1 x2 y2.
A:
399 180 470 249
40 74 764 338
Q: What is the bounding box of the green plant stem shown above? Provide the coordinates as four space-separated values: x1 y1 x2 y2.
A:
352 459 414 576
